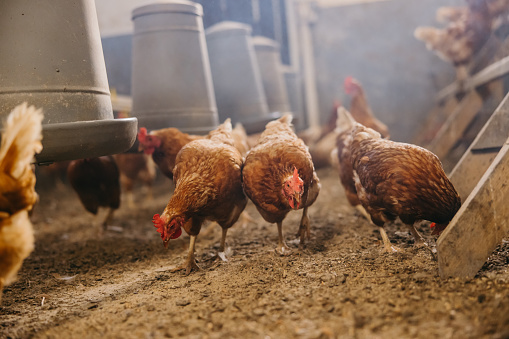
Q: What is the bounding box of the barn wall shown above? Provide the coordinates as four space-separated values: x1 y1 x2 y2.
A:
95 0 153 96
312 0 464 141
96 0 466 141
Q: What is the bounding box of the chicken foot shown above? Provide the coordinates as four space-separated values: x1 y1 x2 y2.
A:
378 227 400 253
297 206 311 244
171 235 200 275
276 221 292 256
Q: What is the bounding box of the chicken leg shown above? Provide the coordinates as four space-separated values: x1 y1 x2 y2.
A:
101 207 115 229
297 206 311 244
218 228 229 262
407 223 436 259
407 224 427 246
379 226 400 253
171 235 200 275
355 205 371 221
126 191 135 209
276 221 292 256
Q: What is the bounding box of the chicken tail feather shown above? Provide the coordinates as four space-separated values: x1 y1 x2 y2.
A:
0 103 43 178
208 118 233 144
279 113 293 125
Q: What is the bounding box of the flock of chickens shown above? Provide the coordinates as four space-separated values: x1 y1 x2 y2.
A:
6 0 508 299
0 74 463 298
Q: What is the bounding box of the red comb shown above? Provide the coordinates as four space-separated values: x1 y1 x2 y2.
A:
430 222 436 229
138 127 148 142
290 167 303 193
153 213 167 239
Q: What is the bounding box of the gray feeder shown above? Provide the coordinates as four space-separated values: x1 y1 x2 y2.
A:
252 36 291 115
131 1 218 134
282 66 305 130
0 0 137 163
206 21 280 134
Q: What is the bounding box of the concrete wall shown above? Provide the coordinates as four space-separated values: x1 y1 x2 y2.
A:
313 0 463 141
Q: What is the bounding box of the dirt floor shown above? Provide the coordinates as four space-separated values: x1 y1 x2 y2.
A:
1 166 509 338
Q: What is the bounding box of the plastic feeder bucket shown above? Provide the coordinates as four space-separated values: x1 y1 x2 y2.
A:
252 36 291 115
206 21 280 134
131 1 218 134
0 0 137 163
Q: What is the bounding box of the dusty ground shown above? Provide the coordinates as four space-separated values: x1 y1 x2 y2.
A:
1 167 509 339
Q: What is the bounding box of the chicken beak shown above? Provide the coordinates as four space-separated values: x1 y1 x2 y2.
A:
163 239 170 248
293 194 301 210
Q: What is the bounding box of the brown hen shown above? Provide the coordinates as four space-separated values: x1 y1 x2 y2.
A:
152 119 247 274
242 114 320 255
338 108 461 252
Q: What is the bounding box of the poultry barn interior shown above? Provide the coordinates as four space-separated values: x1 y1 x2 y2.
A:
1 0 509 337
